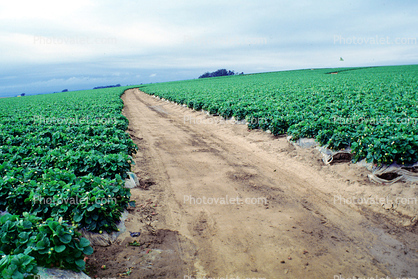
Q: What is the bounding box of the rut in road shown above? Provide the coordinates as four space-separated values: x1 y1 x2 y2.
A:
120 88 417 278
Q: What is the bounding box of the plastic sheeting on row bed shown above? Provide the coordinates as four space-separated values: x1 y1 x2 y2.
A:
287 137 418 184
80 210 129 246
357 160 418 184
34 267 91 279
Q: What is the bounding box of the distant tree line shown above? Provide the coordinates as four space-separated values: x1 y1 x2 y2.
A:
93 84 121 89
198 69 243 79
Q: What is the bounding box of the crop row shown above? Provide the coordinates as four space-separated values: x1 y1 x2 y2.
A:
0 87 137 232
0 87 137 276
1 213 93 278
139 65 418 165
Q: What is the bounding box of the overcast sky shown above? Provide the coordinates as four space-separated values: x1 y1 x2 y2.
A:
0 0 417 97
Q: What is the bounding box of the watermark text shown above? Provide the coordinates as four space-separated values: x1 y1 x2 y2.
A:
33 115 118 125
184 195 267 206
334 195 417 206
34 36 117 45
334 35 417 45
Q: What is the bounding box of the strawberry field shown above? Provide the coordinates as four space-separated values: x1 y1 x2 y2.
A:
0 87 137 277
139 65 418 166
0 65 417 278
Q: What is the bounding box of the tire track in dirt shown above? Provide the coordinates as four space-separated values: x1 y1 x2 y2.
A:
88 89 418 278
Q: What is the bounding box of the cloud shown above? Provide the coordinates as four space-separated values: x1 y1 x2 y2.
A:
0 0 417 96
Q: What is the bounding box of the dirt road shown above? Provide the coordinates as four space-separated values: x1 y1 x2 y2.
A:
88 89 417 279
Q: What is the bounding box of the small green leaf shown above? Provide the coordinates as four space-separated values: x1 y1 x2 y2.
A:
75 259 85 269
55 245 66 253
79 238 90 248
59 234 72 244
83 246 93 255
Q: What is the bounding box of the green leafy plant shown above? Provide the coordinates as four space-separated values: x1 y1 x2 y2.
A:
0 213 93 278
0 87 138 234
0 254 38 279
138 65 418 166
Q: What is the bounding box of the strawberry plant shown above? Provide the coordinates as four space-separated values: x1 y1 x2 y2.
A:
0 213 93 278
0 87 138 275
139 65 418 166
0 254 38 279
0 87 137 234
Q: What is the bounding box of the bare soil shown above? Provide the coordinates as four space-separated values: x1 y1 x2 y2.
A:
86 89 417 279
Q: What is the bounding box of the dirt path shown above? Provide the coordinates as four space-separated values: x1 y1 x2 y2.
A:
87 89 417 279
